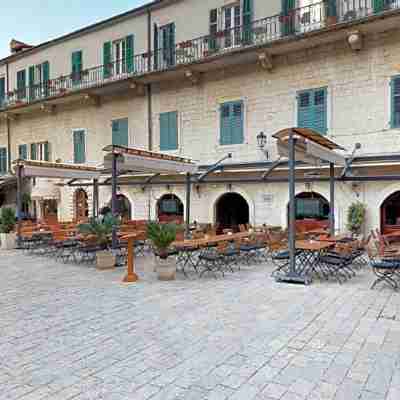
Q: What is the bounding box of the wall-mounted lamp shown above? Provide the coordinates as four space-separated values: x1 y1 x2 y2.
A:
227 183 232 192
352 182 361 198
257 131 269 160
195 184 201 197
166 184 171 192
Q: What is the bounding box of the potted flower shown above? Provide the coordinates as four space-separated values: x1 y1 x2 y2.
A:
0 208 17 250
147 222 177 280
346 202 366 237
78 214 120 270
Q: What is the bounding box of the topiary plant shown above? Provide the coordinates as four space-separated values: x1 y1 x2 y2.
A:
147 222 177 259
346 202 366 235
0 208 16 234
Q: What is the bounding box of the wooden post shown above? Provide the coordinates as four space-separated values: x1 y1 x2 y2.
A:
122 233 139 283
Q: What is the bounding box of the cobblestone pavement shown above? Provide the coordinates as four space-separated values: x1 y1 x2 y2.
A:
1 251 400 400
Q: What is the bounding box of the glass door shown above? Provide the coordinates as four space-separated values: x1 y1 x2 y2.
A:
223 4 241 48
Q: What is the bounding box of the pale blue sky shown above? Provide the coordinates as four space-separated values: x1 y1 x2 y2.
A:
0 0 149 59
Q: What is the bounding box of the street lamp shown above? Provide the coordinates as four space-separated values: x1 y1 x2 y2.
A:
257 131 267 149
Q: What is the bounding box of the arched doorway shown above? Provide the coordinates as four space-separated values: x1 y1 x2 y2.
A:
381 191 400 234
109 194 132 221
157 194 184 224
74 189 89 222
215 192 249 232
293 192 330 232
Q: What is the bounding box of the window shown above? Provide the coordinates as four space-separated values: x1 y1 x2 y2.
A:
297 87 327 135
0 77 5 106
159 111 178 151
391 76 400 128
16 70 26 99
223 3 241 48
28 61 50 100
0 148 7 174
103 35 134 78
159 23 176 68
73 130 86 164
71 51 83 83
18 144 28 160
30 142 50 161
112 118 129 147
220 101 244 145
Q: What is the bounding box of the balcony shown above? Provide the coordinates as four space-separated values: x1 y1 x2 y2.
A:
1 0 400 113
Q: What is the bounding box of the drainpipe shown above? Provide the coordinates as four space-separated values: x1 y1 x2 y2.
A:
147 9 153 151
5 61 11 172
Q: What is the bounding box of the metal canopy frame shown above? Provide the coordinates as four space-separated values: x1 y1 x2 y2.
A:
272 128 346 285
102 145 198 246
12 159 103 243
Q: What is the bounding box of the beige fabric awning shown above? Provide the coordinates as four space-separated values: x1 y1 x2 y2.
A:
103 145 198 174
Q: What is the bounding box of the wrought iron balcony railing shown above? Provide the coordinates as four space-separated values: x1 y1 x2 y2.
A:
1 0 399 111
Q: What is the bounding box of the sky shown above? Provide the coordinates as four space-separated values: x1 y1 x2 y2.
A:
0 0 149 59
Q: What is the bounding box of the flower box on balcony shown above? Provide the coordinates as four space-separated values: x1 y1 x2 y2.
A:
216 31 225 38
59 88 67 95
179 41 192 49
142 53 149 59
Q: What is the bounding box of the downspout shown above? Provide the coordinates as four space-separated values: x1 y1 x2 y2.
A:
147 8 153 152
5 61 11 172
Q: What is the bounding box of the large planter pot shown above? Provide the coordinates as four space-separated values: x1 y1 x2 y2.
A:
96 250 116 270
0 233 16 250
155 257 176 281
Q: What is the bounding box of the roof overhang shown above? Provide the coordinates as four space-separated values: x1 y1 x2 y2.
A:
273 128 347 167
103 145 198 174
13 160 102 180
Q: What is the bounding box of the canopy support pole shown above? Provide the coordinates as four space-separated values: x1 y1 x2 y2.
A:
111 153 118 249
16 165 23 247
276 130 309 285
329 163 335 237
93 178 99 219
185 173 191 239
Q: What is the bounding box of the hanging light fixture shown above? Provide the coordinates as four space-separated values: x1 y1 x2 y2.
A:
257 131 267 149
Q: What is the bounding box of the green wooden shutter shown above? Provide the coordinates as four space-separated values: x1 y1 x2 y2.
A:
154 24 159 69
28 66 35 101
168 111 178 150
73 130 86 163
103 41 112 78
281 0 296 36
391 77 400 128
220 103 232 145
298 89 327 135
0 77 5 107
43 142 50 161
112 119 129 147
373 0 385 13
327 0 337 17
18 144 27 160
313 88 327 135
160 112 170 150
242 0 253 45
17 70 26 99
126 35 134 73
30 143 37 160
209 9 218 52
162 23 175 68
0 148 7 174
231 101 244 144
72 51 83 83
42 61 50 97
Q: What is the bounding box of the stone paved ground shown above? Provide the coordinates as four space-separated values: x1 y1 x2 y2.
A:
1 251 400 400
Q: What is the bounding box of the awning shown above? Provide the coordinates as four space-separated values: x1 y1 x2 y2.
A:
103 145 198 174
13 160 102 180
274 128 347 166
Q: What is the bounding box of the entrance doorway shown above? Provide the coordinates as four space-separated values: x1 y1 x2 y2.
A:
215 192 249 232
292 192 330 232
381 191 400 234
42 199 58 223
157 194 184 224
74 189 89 222
114 194 132 221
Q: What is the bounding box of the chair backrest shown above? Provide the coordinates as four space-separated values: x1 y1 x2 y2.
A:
217 241 228 254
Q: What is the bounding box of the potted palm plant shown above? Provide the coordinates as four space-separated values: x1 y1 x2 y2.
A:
78 214 120 270
0 208 17 250
147 222 177 280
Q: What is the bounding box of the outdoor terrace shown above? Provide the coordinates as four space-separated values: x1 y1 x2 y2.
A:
1 0 400 113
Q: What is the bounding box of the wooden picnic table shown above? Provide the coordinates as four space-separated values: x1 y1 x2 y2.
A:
296 240 333 251
172 231 264 249
317 234 349 243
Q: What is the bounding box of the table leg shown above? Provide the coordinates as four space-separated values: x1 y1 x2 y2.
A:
123 237 139 283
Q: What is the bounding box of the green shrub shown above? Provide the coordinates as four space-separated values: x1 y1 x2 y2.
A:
0 208 16 234
346 202 366 234
78 214 120 247
147 222 177 259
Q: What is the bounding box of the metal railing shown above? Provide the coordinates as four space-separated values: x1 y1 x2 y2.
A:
2 0 399 111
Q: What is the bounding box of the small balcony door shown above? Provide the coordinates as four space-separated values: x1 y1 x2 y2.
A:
114 39 127 76
223 4 241 48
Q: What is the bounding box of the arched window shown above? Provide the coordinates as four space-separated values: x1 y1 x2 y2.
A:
108 194 132 221
215 192 249 232
381 191 400 233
